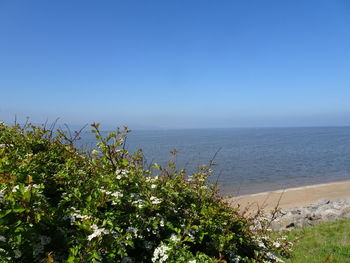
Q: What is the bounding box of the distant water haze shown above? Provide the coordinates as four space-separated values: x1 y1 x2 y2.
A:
76 127 350 196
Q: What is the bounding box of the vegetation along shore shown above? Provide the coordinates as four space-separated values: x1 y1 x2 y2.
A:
0 122 291 263
1 122 349 262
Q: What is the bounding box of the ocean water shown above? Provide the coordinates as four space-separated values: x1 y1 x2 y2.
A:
76 127 350 196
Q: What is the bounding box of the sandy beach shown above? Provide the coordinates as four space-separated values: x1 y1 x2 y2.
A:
226 180 350 212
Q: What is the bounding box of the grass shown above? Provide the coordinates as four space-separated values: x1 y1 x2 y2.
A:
283 218 350 263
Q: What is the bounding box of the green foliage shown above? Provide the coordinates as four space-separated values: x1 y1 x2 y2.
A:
0 121 285 262
283 219 350 263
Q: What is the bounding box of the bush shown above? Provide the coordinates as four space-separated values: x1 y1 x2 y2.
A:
0 122 285 262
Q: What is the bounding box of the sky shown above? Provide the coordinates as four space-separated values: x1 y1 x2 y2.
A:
1 0 350 129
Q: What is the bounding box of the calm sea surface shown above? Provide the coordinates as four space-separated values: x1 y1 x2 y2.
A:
76 127 350 196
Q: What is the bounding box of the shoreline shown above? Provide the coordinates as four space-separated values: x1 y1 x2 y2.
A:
226 179 350 211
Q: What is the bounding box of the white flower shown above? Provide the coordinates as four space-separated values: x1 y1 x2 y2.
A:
170 234 180 243
265 251 284 262
273 241 281 248
69 207 90 224
12 185 19 192
152 244 171 263
24 153 33 158
127 227 139 237
88 224 108 241
101 188 123 200
146 176 159 182
115 169 128 179
257 240 266 248
0 187 6 204
151 184 157 189
24 184 41 192
187 232 195 240
132 199 145 209
111 191 123 198
159 219 165 227
150 196 162 205
0 143 13 148
0 236 6 242
101 189 112 195
189 260 196 263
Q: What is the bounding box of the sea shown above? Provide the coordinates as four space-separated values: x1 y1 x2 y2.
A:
76 127 350 196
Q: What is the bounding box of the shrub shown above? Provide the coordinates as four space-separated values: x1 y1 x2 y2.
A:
0 121 285 262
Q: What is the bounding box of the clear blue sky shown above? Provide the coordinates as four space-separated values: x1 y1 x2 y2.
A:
1 0 350 129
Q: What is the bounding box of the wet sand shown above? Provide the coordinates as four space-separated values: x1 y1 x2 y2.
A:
226 180 350 212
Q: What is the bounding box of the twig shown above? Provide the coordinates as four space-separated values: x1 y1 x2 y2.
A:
48 118 60 140
208 147 222 168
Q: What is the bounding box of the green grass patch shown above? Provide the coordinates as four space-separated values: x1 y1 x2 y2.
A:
284 218 350 263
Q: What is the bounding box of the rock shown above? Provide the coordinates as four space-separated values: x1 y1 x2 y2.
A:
267 198 350 231
314 199 330 206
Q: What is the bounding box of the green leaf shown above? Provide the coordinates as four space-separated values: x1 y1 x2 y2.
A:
151 163 162 170
13 208 26 213
0 209 12 218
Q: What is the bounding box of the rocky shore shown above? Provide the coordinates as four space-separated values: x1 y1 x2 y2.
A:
269 198 350 231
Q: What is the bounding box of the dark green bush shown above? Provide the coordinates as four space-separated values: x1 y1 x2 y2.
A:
0 122 285 262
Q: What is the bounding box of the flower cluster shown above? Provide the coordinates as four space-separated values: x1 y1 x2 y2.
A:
116 169 128 179
150 196 162 205
68 207 91 224
152 244 171 263
87 224 108 241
